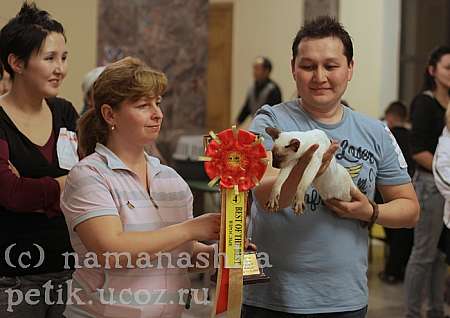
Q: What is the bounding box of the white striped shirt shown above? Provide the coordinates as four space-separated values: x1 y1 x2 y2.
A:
61 143 193 317
433 128 450 228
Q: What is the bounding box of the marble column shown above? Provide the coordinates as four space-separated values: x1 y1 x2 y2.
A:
97 0 208 160
304 0 339 22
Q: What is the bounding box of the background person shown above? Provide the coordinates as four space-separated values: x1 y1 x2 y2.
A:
236 56 282 125
434 106 450 259
80 66 105 114
0 2 78 316
404 45 450 318
378 101 415 284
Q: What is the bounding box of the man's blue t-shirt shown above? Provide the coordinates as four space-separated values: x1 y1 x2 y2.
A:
244 100 410 314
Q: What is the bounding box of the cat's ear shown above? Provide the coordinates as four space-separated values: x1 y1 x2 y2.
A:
286 138 300 152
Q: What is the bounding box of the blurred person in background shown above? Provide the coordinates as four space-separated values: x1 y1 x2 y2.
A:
80 65 105 114
434 105 450 307
236 56 282 125
404 45 450 318
378 101 415 285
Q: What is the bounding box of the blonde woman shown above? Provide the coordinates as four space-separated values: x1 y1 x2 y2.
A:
61 57 220 317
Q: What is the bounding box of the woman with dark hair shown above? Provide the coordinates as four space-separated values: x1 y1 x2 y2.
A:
404 45 450 318
0 2 79 316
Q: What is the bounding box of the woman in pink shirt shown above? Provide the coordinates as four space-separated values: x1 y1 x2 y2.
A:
61 57 220 318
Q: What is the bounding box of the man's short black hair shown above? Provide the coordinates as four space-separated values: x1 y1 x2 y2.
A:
292 16 353 65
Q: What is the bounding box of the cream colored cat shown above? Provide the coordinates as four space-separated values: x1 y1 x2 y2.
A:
265 127 356 214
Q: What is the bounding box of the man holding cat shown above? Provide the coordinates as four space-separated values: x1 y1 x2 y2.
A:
242 16 419 318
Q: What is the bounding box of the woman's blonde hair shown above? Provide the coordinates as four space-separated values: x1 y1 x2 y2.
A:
77 57 167 158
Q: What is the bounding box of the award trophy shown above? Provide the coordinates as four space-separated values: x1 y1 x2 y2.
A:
200 126 269 317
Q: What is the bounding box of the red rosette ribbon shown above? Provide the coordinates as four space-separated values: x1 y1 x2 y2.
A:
203 127 267 192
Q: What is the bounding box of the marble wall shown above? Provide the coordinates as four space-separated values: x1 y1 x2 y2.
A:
304 0 339 22
98 0 208 160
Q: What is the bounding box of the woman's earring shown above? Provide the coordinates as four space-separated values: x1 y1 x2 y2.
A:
111 124 116 131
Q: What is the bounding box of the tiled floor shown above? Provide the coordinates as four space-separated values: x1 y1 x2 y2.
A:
366 241 407 318
367 242 449 318
182 240 449 317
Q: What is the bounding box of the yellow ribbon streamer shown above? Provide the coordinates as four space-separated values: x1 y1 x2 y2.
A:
225 189 245 268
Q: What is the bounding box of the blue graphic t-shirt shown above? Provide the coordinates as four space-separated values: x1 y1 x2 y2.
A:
244 100 410 314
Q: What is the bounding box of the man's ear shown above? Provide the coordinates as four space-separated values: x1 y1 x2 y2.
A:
265 127 281 140
291 58 296 80
100 104 115 126
287 138 300 152
347 60 354 82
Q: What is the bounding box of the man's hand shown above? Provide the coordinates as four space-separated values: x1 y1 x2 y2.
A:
295 140 339 176
245 238 257 251
324 186 373 222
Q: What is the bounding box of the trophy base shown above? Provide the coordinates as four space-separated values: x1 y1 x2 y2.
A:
243 251 270 285
210 251 270 285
